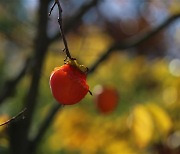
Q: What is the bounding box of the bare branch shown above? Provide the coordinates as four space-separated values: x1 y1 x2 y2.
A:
48 0 56 16
0 58 31 105
49 0 72 59
0 108 27 127
48 0 101 44
89 13 180 74
8 0 51 153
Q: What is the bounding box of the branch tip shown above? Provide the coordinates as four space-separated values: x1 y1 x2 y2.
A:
0 108 27 127
49 1 57 17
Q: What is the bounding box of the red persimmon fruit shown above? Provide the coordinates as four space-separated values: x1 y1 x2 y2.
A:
94 85 119 114
50 64 89 105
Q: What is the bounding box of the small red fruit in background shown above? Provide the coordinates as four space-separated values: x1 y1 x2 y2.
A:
50 62 89 105
94 85 119 114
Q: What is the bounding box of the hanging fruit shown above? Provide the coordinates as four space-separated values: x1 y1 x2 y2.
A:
94 85 119 114
50 60 89 105
49 0 90 105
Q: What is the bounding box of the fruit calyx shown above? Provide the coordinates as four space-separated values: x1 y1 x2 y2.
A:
65 58 88 74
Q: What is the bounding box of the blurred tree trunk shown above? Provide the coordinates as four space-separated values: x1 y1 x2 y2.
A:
8 0 50 153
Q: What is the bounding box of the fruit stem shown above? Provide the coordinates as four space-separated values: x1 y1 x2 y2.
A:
88 90 93 96
49 0 72 59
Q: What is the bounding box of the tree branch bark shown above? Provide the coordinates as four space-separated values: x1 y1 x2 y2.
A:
8 0 51 154
0 58 31 105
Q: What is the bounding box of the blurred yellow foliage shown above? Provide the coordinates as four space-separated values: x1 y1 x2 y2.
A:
151 59 169 82
105 140 136 154
129 105 154 148
162 86 178 105
146 103 172 137
47 102 174 153
128 103 173 149
0 115 9 148
0 115 9 132
169 0 180 15
69 26 113 66
48 107 135 154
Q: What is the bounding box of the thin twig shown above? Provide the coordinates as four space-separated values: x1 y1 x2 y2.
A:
48 0 101 44
48 1 57 16
49 0 72 59
0 108 27 127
